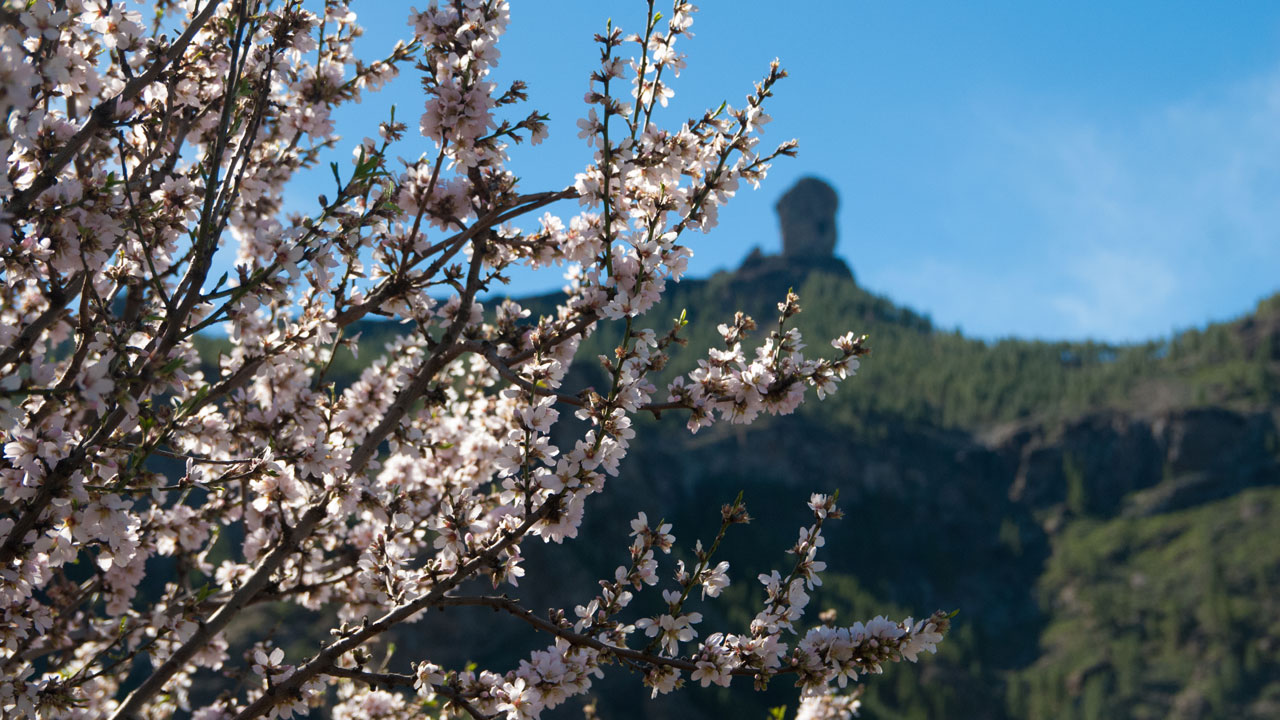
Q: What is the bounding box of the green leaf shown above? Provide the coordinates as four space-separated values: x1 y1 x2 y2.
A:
175 385 211 419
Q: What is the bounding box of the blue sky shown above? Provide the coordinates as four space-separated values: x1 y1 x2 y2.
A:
288 1 1280 343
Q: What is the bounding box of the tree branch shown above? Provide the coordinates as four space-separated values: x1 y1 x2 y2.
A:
3 0 225 219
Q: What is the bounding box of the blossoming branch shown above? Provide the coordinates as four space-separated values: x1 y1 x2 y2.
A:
0 1 948 718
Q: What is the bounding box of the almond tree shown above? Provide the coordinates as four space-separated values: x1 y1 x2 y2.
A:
0 1 948 718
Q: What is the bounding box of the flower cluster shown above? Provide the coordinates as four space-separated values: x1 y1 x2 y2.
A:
795 689 865 720
0 1 946 718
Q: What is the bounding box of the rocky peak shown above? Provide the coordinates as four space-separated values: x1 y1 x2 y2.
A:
777 176 839 259
737 176 851 283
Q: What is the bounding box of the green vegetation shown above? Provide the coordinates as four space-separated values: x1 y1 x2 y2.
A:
197 260 1278 431
586 267 1279 430
1011 488 1280 720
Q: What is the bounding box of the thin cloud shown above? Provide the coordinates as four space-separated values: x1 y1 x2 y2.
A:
990 64 1280 341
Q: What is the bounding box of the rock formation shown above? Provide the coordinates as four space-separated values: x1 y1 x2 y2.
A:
776 176 839 259
737 176 851 283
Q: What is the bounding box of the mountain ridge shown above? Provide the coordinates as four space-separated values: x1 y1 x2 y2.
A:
195 179 1280 719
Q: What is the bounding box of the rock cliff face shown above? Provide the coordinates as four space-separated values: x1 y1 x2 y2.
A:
992 407 1279 520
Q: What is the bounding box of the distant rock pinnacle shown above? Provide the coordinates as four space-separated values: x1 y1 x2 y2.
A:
735 176 851 284
776 176 838 259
